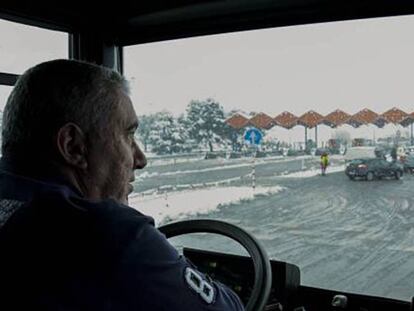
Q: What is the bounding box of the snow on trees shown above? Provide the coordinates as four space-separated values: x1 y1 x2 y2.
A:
136 99 231 154
136 114 155 152
185 98 230 152
137 111 188 155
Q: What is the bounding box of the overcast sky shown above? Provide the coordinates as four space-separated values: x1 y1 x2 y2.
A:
0 18 67 110
1 14 414 143
124 15 414 118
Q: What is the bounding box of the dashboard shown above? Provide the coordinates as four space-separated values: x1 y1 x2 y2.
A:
183 248 411 311
183 247 301 310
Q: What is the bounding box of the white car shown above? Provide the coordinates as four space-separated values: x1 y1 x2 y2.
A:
344 146 377 162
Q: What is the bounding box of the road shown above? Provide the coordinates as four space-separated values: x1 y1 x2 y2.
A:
132 158 414 300
135 156 335 193
134 156 414 301
260 172 414 302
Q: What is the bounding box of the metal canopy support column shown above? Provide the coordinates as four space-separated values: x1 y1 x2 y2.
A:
304 126 308 150
69 32 123 73
315 125 318 148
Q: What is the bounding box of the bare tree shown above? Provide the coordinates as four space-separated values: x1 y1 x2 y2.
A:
331 130 351 145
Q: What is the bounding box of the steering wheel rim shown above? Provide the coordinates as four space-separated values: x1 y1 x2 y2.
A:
158 219 272 311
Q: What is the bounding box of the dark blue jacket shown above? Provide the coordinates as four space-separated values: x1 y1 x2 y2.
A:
0 159 244 310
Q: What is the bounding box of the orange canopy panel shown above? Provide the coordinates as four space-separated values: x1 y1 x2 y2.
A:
347 108 379 127
400 112 414 127
381 107 408 124
274 111 298 129
227 108 411 129
249 113 275 129
225 113 249 129
372 116 388 128
297 110 324 128
322 109 351 128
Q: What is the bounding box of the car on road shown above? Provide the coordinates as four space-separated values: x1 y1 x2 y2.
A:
344 146 377 162
345 158 404 181
406 146 414 155
400 155 414 173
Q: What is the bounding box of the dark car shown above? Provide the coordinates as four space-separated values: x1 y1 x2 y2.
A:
345 158 404 181
400 155 414 173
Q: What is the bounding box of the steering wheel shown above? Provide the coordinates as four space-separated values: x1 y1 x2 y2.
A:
158 219 272 311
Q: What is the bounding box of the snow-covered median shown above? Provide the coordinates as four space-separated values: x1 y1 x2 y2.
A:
129 185 285 225
137 156 311 181
280 165 345 178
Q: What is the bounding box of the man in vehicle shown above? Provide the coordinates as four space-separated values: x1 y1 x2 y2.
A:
0 59 244 310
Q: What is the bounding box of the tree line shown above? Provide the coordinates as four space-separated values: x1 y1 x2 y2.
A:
137 98 240 155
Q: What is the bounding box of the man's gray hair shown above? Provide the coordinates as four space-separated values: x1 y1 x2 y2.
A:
1 59 129 158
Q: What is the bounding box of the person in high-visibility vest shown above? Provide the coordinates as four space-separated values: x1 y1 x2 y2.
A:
320 152 329 176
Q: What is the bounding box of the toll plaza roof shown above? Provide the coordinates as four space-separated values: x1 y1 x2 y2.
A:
346 108 379 128
322 109 351 128
297 110 324 128
400 112 414 127
381 107 408 124
227 108 414 130
274 111 298 129
225 113 249 130
249 113 274 130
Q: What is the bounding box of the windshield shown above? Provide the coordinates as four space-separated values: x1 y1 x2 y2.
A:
0 18 67 150
125 15 414 301
349 159 365 165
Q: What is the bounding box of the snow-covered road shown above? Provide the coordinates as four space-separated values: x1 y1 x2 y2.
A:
128 155 414 301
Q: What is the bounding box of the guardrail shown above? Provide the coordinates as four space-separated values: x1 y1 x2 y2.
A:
146 150 293 166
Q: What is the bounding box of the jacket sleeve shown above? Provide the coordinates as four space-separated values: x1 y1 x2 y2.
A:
110 219 245 311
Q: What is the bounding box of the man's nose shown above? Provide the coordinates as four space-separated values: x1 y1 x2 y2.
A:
133 142 147 169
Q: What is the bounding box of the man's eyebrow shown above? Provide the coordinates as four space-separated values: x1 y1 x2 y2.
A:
127 121 139 131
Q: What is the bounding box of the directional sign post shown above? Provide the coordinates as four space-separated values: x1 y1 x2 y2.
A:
243 127 263 191
244 127 263 146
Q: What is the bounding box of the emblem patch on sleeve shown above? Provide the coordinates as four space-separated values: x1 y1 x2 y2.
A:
185 267 215 304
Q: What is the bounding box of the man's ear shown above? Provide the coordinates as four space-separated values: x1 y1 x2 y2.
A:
56 123 88 169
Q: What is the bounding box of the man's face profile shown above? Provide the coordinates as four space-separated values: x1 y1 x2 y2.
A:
84 89 147 205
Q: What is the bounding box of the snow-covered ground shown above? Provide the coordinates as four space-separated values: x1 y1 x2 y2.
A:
129 185 285 225
137 155 316 181
130 160 345 224
280 165 346 178
148 154 205 166
129 153 414 301
147 154 306 169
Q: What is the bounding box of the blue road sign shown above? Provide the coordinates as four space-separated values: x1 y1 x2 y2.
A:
244 127 263 145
